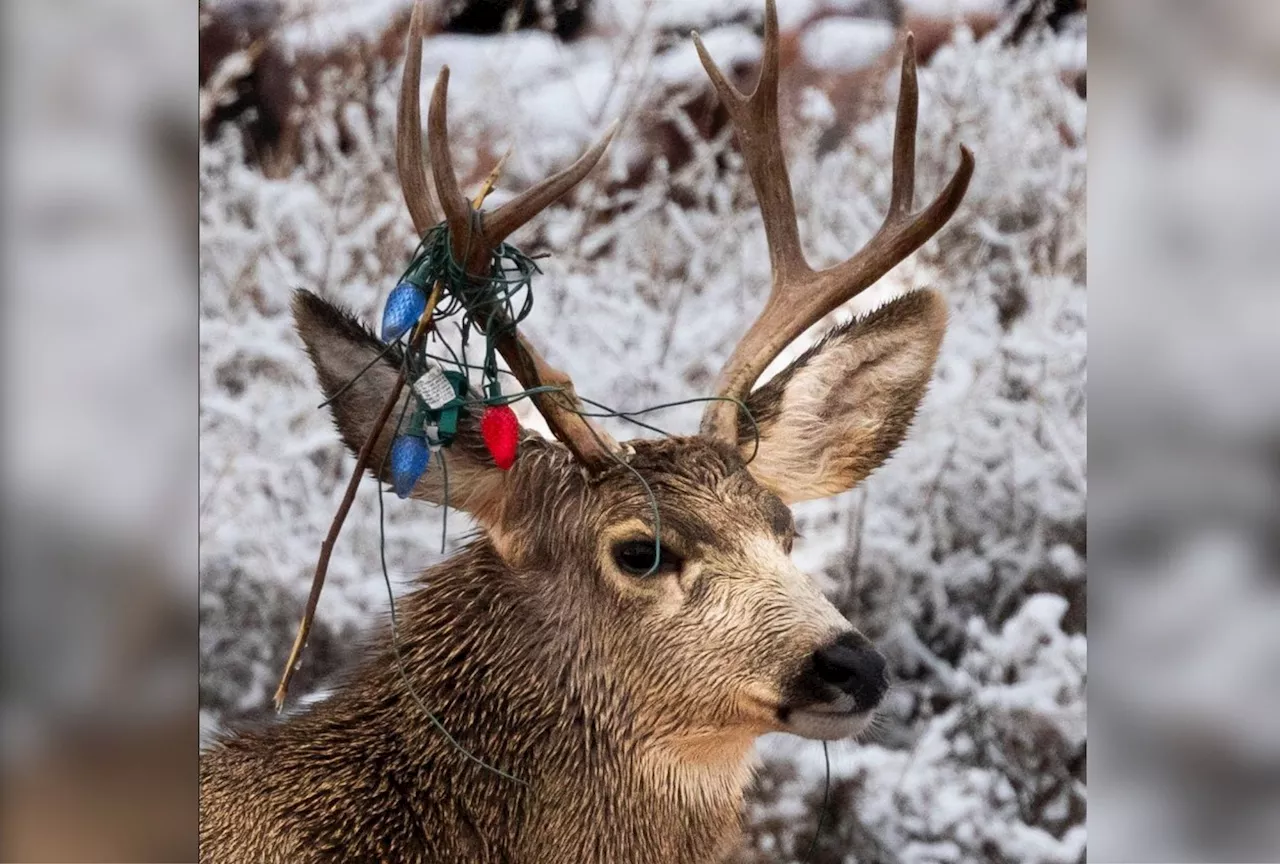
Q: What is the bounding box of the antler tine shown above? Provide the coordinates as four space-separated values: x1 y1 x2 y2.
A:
420 47 621 469
697 0 974 441
426 66 475 258
396 0 439 235
486 121 619 245
889 33 919 219
692 1 805 283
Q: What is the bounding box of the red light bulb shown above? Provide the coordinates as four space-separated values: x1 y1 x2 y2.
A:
480 404 519 470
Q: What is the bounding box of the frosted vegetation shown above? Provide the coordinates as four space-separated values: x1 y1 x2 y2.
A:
200 2 1085 860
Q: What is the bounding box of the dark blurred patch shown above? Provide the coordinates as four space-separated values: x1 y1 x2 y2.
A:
1 720 193 862
440 0 594 41
2 506 190 720
0 505 195 862
1007 0 1088 45
150 111 200 264
199 0 286 152
1 718 193 862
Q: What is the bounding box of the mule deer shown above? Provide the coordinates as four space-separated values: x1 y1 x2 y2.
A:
199 0 972 860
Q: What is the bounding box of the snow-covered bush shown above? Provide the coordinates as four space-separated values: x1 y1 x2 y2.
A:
199 3 1085 859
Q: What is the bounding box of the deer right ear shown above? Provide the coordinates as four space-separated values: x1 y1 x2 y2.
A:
737 290 947 504
292 290 506 520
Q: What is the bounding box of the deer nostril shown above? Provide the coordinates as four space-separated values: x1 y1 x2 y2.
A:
812 633 888 710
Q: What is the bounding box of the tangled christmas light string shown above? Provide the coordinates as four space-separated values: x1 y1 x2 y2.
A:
379 220 542 493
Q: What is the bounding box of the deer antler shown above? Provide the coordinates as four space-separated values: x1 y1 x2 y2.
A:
397 0 620 469
693 0 974 442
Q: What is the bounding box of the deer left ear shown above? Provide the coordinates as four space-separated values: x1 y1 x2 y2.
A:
738 290 947 504
292 290 508 522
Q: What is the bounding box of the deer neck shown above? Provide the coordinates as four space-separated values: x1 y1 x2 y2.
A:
337 541 755 861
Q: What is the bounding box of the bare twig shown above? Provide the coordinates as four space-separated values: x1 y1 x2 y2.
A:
274 289 445 711
273 358 408 712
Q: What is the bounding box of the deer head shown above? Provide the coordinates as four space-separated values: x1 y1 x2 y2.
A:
295 0 971 754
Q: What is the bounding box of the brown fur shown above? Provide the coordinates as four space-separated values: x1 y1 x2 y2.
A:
202 439 781 863
201 266 945 859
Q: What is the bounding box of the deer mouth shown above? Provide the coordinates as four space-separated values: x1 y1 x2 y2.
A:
778 700 874 741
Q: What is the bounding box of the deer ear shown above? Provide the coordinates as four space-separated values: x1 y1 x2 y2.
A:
738 290 947 505
292 290 505 520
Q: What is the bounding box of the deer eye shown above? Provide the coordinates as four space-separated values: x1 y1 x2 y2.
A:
612 540 682 578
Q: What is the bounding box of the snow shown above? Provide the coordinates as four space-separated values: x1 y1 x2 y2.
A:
278 0 415 51
200 3 1086 860
903 0 1003 17
652 25 761 86
801 18 896 72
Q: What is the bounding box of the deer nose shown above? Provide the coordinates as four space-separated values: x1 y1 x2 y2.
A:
812 633 888 710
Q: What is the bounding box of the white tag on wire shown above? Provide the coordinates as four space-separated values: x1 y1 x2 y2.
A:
412 363 456 409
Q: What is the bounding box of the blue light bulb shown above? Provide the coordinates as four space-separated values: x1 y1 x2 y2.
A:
390 434 431 499
381 281 426 341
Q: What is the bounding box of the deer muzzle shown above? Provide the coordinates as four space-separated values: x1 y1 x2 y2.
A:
777 630 889 740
